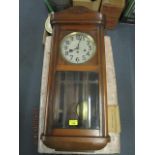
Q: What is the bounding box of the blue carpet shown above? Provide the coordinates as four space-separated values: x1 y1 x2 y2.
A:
107 24 135 155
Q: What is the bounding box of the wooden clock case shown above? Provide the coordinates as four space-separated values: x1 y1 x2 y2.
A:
41 6 110 151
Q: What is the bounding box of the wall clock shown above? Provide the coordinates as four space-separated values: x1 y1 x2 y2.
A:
41 6 110 151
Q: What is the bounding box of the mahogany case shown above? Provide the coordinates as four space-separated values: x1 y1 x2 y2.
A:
41 6 110 151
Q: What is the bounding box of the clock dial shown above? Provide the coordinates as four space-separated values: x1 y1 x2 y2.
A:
60 32 96 64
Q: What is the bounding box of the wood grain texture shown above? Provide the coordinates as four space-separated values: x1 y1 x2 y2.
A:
38 36 121 154
42 6 109 151
42 136 110 151
51 129 100 137
51 6 104 24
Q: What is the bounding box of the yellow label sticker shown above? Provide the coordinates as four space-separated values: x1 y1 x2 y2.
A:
69 120 78 126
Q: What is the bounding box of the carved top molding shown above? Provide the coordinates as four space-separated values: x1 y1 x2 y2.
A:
51 6 104 25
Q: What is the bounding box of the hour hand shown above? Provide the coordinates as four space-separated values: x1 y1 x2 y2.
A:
69 47 78 52
69 49 73 52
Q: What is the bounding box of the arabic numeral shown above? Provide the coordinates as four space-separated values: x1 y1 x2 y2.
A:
70 36 74 41
70 55 73 60
86 52 90 56
87 41 90 45
64 46 68 50
88 45 92 50
82 36 85 41
76 34 82 40
82 55 86 60
65 51 68 55
65 40 70 45
76 35 80 40
76 57 79 63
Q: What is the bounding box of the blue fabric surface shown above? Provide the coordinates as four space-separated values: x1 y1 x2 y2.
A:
107 24 135 155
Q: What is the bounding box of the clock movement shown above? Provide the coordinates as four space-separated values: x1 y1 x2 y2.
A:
41 6 110 151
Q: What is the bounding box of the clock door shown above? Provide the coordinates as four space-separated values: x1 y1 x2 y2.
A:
49 32 101 132
46 30 103 137
52 71 100 130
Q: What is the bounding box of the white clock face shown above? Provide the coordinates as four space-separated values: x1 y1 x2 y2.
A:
60 32 96 64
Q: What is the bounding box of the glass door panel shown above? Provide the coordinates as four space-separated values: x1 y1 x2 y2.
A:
52 71 100 129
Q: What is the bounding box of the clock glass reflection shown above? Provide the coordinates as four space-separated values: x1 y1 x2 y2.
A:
52 71 100 129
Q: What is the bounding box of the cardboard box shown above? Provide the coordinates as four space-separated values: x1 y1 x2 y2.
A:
100 0 125 29
105 17 119 29
73 0 101 11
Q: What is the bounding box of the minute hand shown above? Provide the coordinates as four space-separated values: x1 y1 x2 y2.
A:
77 36 83 49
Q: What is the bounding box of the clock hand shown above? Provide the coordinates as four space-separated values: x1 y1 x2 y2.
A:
71 45 80 51
73 36 83 54
69 49 74 52
69 47 78 52
77 36 83 49
69 36 83 53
